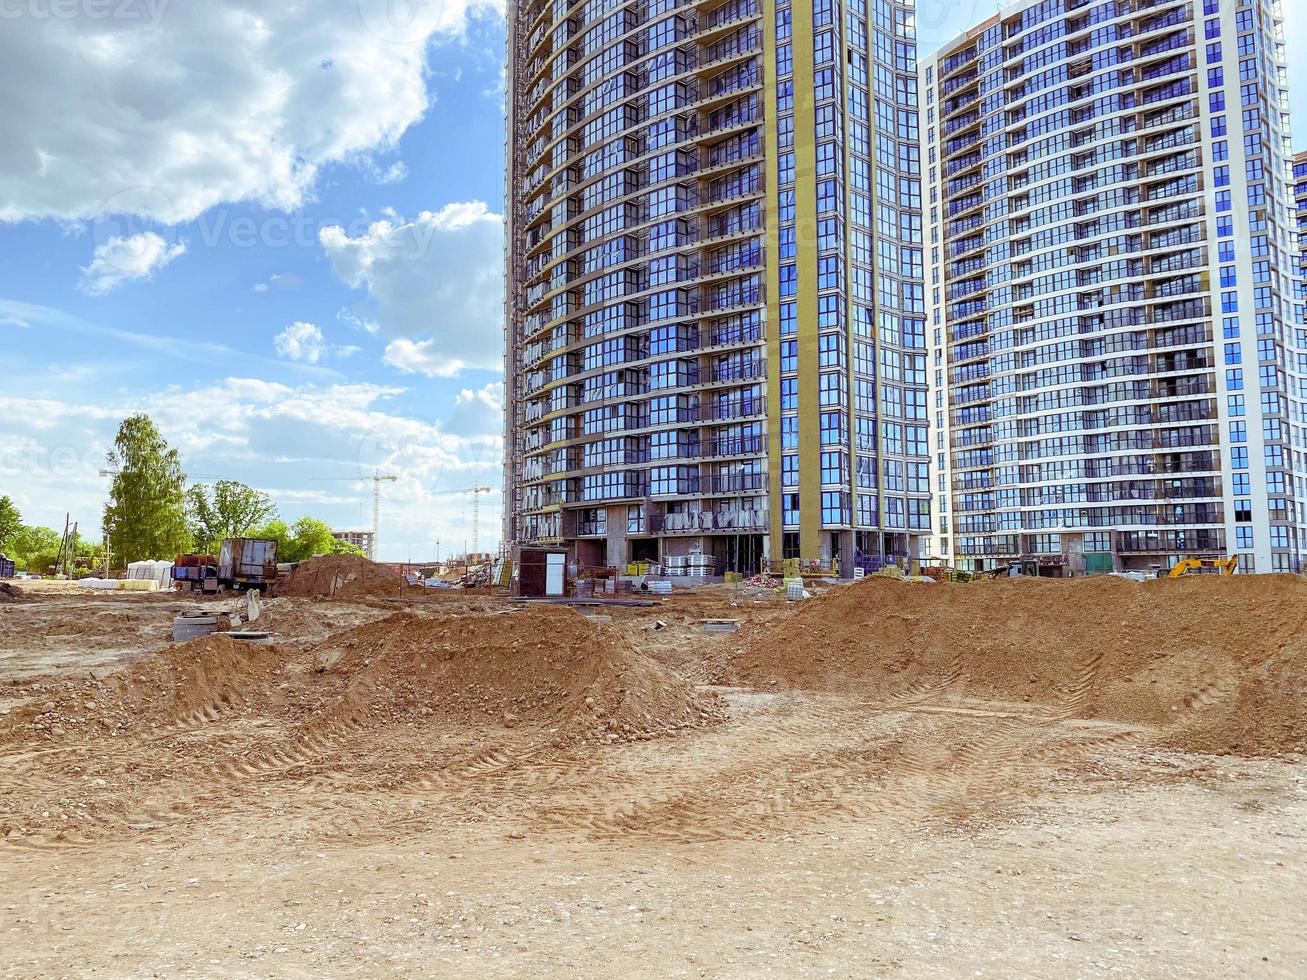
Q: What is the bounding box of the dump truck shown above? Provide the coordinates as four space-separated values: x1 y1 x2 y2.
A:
218 537 279 592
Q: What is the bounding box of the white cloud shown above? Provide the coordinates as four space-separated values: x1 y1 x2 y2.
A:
362 159 409 185
382 337 461 378
253 272 301 294
1 315 30 328
0 3 502 225
274 321 360 363
0 376 504 558
459 381 504 412
446 381 505 437
79 232 186 294
0 299 338 379
274 322 328 363
338 308 380 334
321 202 504 377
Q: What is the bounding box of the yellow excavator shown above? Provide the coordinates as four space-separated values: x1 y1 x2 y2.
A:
1168 556 1238 577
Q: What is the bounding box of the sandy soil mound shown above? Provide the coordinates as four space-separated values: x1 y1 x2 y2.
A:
272 554 406 601
246 597 391 650
0 582 34 603
733 574 1307 756
310 606 725 743
3 634 285 741
1159 646 1307 757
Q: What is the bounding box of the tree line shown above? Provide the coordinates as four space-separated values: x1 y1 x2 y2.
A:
0 414 365 575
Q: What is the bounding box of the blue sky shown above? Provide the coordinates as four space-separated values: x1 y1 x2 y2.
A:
0 1 1304 561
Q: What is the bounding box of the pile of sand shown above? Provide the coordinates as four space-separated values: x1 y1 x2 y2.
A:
0 582 33 603
309 606 725 743
3 635 285 742
732 574 1307 756
272 554 406 601
246 598 385 650
4 606 722 749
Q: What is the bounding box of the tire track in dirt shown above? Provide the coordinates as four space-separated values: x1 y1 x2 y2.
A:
0 663 1271 852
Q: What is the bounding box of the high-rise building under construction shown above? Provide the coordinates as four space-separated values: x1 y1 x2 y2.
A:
503 0 931 574
923 0 1307 574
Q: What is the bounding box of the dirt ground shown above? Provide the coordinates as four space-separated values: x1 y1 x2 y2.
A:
1 580 1304 978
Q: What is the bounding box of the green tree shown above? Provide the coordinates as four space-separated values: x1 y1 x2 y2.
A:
330 537 366 558
5 525 61 573
247 516 360 562
0 496 20 552
249 519 291 554
282 517 337 562
102 414 192 565
187 480 278 553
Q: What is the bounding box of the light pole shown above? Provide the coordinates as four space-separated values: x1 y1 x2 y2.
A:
99 466 118 577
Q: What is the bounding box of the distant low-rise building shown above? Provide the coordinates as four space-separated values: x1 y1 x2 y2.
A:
331 530 374 556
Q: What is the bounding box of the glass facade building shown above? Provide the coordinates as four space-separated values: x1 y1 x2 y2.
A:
1294 149 1307 277
923 0 1307 574
504 0 930 573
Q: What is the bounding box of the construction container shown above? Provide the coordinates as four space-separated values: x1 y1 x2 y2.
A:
516 547 569 597
218 538 279 591
0 554 14 579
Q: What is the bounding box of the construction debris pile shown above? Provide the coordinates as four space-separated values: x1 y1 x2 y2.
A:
458 562 496 589
309 606 726 743
733 573 1307 756
271 554 407 601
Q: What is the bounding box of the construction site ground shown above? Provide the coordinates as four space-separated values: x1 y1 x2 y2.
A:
1 576 1304 978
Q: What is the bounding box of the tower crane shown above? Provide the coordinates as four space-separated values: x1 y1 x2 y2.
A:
310 471 398 560
429 484 494 557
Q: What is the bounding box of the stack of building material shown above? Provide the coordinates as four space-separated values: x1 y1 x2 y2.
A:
126 560 174 589
666 554 716 578
80 578 158 591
